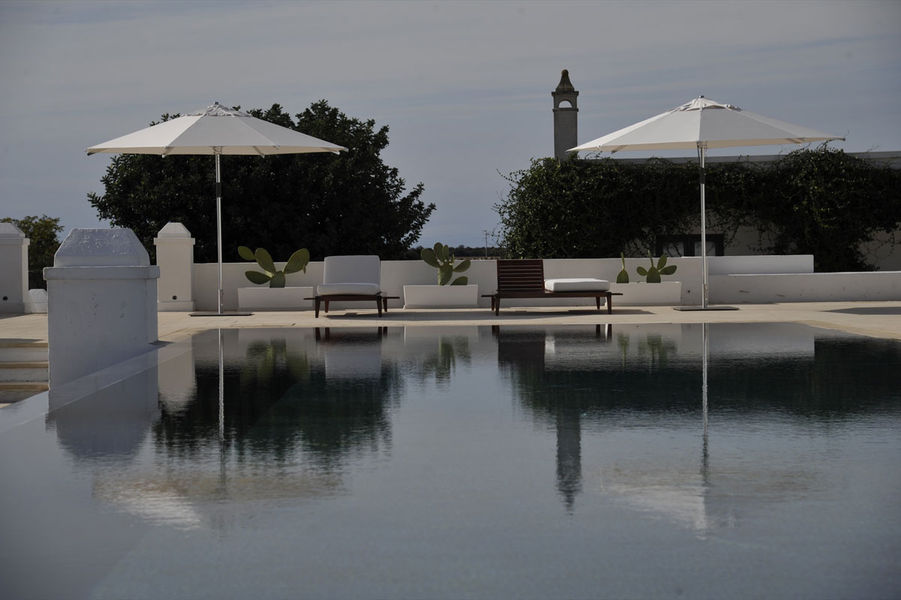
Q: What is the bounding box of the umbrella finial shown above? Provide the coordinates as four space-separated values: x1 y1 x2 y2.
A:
190 103 249 117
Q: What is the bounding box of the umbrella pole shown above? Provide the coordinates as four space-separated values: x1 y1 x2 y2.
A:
215 152 223 314
698 143 709 309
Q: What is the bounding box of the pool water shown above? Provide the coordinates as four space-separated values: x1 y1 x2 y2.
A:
1 323 899 599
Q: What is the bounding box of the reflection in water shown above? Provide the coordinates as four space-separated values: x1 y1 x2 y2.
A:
416 336 472 387
16 323 899 598
49 323 901 532
92 328 404 529
403 327 479 388
493 323 901 530
154 328 401 473
46 367 161 463
496 326 617 512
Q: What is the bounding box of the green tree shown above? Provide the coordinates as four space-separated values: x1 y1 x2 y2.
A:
87 101 435 262
1 215 63 289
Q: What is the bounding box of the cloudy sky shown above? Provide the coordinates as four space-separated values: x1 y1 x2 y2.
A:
1 0 899 248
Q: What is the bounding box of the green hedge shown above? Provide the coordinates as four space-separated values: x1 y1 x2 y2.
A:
496 147 900 271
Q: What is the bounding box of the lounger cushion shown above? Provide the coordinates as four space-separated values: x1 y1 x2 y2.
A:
544 278 610 292
317 282 381 296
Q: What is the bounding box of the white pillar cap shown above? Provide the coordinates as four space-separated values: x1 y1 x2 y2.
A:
53 228 150 267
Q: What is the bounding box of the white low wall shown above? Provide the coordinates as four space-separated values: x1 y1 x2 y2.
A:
710 271 901 303
706 254 814 275
189 254 898 311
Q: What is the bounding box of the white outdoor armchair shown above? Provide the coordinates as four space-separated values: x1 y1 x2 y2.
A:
313 255 395 317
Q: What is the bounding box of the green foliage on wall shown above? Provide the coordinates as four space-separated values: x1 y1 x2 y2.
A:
755 147 900 271
497 147 901 271
497 157 692 259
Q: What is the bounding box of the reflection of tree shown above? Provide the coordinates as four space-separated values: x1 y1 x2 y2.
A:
415 336 472 387
500 333 894 418
500 328 700 416
636 334 677 371
153 332 402 472
264 366 401 471
241 339 310 389
709 338 901 416
616 333 629 369
496 326 901 514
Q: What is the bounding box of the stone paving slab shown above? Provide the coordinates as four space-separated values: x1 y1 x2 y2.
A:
2 301 900 346
157 301 901 342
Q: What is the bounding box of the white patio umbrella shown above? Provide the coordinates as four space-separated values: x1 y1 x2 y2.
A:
87 102 346 314
570 96 843 309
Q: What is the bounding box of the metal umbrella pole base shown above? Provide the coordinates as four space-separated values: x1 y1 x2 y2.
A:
674 143 739 312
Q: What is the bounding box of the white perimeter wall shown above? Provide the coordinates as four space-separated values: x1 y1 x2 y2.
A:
189 254 900 311
710 272 901 303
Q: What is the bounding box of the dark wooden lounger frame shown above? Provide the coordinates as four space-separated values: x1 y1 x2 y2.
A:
483 259 621 315
308 293 399 318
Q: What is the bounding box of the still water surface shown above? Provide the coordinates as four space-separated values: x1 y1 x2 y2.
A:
1 323 899 599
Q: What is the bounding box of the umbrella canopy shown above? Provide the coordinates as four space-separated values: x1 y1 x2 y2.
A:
570 96 843 308
87 103 346 314
87 102 345 157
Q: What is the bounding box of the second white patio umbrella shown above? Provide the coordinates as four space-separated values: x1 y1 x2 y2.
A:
88 102 346 314
570 96 843 309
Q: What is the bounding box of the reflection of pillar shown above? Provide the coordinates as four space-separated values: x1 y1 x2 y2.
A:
556 408 582 512
48 365 160 462
157 338 196 415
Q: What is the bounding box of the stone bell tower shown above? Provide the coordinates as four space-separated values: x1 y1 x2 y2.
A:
552 69 579 160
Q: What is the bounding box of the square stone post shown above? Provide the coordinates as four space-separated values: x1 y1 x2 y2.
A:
0 222 29 314
154 222 195 311
44 229 159 387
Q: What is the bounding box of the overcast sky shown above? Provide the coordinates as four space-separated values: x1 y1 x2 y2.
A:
1 0 899 248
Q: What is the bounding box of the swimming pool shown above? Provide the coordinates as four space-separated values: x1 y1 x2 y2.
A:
1 323 899 599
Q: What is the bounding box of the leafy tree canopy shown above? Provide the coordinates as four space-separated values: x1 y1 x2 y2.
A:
497 147 900 271
1 214 63 289
88 101 435 262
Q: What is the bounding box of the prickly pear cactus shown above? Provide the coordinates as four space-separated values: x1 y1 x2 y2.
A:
238 246 310 288
616 252 630 284
421 242 471 286
635 252 677 283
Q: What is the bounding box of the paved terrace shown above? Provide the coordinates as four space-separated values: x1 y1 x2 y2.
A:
3 301 901 344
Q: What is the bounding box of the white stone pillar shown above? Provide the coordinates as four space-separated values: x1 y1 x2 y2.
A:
44 228 160 387
154 222 195 311
0 222 29 314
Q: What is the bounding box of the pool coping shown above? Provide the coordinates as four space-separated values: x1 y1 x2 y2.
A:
2 301 901 346
1 301 899 413
149 301 901 343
